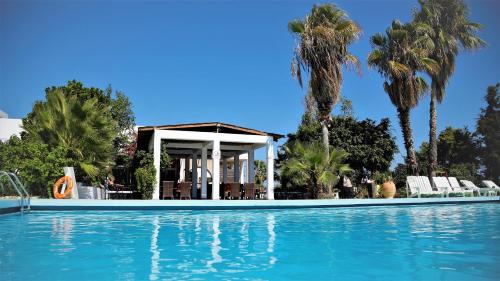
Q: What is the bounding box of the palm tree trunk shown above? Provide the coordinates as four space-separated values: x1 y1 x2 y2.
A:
428 84 438 177
310 175 319 199
321 120 332 195
397 107 419 175
321 120 329 158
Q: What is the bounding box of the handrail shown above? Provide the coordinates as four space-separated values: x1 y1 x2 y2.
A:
8 172 30 211
0 171 30 213
0 171 24 208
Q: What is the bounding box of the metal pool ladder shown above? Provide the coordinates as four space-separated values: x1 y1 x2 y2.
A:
0 171 30 213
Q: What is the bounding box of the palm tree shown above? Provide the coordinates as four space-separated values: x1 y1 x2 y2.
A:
281 141 351 198
254 160 267 190
368 21 439 175
289 4 361 156
414 0 485 177
24 89 115 180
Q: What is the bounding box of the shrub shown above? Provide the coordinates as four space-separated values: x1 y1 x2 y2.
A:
372 171 393 185
0 135 73 197
134 150 157 199
281 141 351 199
135 166 156 199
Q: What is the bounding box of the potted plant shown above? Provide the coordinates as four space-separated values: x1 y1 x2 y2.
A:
373 171 396 199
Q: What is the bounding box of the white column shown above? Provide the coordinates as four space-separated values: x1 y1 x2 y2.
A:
234 154 240 183
150 131 161 200
212 140 221 200
266 138 274 200
201 146 208 199
222 158 228 183
63 167 79 199
179 159 186 181
184 157 190 182
192 152 198 199
248 149 255 183
241 159 247 184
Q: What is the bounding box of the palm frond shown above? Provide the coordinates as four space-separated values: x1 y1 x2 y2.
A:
288 20 305 34
388 60 411 79
288 3 361 116
420 57 440 75
80 162 100 178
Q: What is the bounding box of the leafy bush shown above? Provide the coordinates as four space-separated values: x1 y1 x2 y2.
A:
281 141 351 198
372 171 393 185
135 166 156 199
134 150 157 199
0 135 73 197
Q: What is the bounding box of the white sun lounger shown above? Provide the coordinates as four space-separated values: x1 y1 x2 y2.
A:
482 180 500 195
406 176 444 198
447 177 474 197
433 176 466 197
460 180 496 196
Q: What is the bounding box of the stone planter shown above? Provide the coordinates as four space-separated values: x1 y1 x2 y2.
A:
381 181 396 199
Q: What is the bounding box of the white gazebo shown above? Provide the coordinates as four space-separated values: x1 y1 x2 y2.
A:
136 122 283 200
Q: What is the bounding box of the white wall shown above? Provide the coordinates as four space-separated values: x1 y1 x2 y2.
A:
0 118 23 142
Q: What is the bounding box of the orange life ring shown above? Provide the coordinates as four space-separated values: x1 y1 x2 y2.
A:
53 176 74 199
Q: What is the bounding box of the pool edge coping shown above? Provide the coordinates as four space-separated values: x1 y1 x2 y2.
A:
24 197 500 211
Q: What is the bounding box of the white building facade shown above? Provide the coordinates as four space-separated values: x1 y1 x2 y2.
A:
0 116 24 142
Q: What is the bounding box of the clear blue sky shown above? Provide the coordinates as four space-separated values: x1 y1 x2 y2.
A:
1 0 499 164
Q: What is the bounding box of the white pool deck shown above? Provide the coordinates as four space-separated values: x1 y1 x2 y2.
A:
1 196 499 214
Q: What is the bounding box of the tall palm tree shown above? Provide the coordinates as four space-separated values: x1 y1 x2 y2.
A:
289 4 361 156
281 141 352 198
414 0 485 177
368 21 439 175
24 89 115 179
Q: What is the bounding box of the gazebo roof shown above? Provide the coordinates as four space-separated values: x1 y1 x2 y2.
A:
138 122 283 141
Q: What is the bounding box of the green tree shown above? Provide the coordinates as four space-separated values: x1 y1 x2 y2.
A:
281 141 351 198
111 91 136 165
368 20 438 175
23 89 115 182
414 127 481 180
329 117 398 179
339 97 354 117
134 150 157 199
289 4 361 155
415 142 431 176
414 0 485 177
26 80 136 170
278 114 398 187
437 127 479 168
476 84 499 180
392 163 409 190
0 136 72 197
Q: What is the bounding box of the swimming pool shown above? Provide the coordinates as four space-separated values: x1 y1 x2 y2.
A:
1 204 499 280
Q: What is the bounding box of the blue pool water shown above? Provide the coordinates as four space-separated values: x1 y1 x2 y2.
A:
1 204 499 281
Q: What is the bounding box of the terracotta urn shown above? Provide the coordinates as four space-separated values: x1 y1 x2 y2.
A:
381 181 396 199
